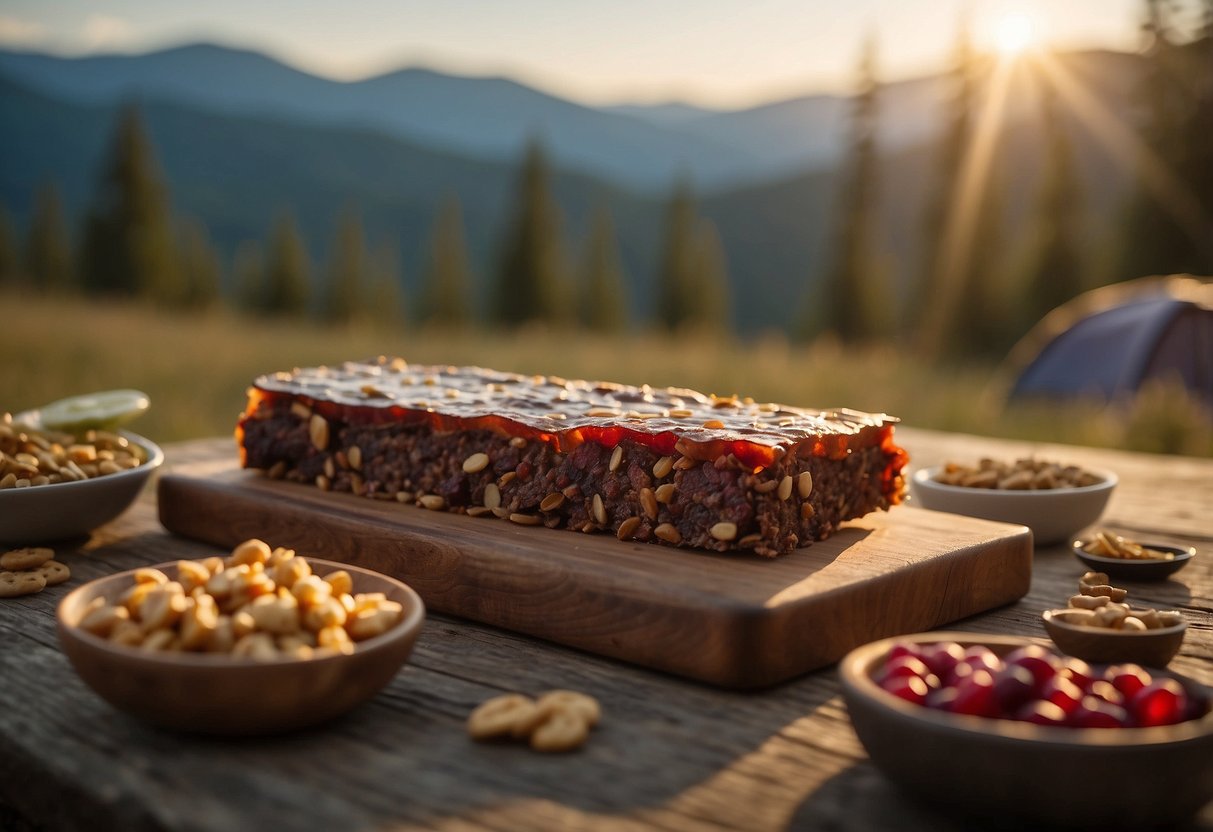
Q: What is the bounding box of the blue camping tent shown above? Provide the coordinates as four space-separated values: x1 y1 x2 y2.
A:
1007 275 1213 405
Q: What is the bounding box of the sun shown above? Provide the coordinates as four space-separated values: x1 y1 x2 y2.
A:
994 13 1036 54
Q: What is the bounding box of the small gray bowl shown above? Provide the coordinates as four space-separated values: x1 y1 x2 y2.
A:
1072 539 1196 581
0 431 163 545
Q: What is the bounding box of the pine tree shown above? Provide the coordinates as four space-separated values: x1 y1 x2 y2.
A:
261 211 311 317
419 196 473 327
234 240 266 313
578 207 629 333
912 22 1006 358
178 218 221 310
805 35 890 342
1016 80 1086 331
689 220 730 330
81 105 184 303
367 238 406 328
493 141 569 326
1113 0 1213 279
654 179 699 330
25 182 73 293
0 205 18 287
321 209 368 324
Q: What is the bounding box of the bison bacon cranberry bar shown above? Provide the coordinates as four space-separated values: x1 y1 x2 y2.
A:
237 358 908 557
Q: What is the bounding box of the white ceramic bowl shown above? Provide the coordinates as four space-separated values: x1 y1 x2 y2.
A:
0 431 164 545
909 466 1116 546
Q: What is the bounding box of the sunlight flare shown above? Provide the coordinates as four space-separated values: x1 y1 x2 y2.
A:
1033 51 1212 253
919 56 1016 356
994 13 1035 54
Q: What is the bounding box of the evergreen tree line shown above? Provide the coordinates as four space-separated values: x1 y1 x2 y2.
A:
2 0 1207 356
0 109 729 333
805 0 1212 359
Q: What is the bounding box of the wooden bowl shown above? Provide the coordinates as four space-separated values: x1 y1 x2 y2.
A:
0 431 163 545
910 467 1116 546
839 631 1213 828
1042 608 1186 667
1072 539 1196 581
56 558 424 735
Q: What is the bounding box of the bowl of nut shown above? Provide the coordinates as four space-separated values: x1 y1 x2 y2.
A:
0 416 163 545
840 631 1213 828
909 458 1116 546
56 540 425 735
1042 570 1187 667
1073 531 1195 581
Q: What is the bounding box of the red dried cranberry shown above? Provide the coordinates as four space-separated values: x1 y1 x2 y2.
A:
1003 645 1059 690
1016 700 1069 726
1071 696 1130 728
882 675 930 706
993 665 1038 714
1106 664 1152 699
875 656 936 688
949 670 999 717
920 642 965 681
1131 679 1187 727
1087 680 1125 707
1060 658 1097 691
1041 675 1084 715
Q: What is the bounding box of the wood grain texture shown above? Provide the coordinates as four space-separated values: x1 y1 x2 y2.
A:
2 428 1210 832
157 460 1032 687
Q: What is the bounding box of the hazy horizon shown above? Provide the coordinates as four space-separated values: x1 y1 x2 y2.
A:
0 0 1150 108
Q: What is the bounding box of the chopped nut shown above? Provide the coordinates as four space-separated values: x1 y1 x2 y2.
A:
463 452 490 474
616 516 641 541
654 523 681 544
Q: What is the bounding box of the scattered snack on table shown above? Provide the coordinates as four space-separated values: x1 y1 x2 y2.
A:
1081 531 1177 561
875 640 1209 727
0 546 53 571
237 358 909 557
934 457 1103 490
0 547 69 599
0 569 47 598
0 413 148 489
77 539 403 658
468 689 601 752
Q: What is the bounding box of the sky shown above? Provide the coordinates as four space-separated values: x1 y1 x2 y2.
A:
0 0 1148 107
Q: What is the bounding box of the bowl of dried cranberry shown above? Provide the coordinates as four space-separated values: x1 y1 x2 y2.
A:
839 632 1213 829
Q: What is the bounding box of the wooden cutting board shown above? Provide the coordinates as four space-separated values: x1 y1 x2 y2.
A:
158 462 1033 689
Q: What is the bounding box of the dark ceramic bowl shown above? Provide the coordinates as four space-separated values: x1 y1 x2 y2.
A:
1043 608 1187 667
57 558 424 735
839 631 1213 828
1072 539 1195 581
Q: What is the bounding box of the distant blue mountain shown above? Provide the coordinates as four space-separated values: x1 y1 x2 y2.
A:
0 42 1144 194
0 43 778 190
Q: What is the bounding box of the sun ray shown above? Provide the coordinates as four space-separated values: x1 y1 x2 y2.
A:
1031 50 1213 255
919 53 1017 356
994 14 1035 55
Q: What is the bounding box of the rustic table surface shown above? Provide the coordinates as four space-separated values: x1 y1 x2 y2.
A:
2 427 1210 832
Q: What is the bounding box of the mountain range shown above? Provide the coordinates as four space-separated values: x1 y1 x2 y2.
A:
0 42 1143 331
0 42 1075 190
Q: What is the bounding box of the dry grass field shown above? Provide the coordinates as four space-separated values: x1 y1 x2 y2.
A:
3 290 1210 456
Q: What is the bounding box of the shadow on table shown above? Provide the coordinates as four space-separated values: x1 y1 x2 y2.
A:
786 762 1213 832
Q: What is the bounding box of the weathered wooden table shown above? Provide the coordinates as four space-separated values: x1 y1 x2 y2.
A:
2 428 1210 831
